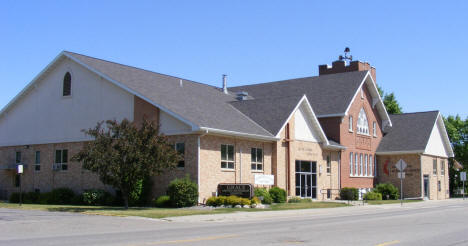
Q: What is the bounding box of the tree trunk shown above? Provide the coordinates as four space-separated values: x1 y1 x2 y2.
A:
123 194 129 210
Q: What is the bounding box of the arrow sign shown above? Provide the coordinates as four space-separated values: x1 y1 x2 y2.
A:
395 159 407 171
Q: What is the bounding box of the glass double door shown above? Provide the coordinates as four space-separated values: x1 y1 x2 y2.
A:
295 160 317 199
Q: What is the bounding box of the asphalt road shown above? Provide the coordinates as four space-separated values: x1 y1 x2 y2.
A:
1 199 468 246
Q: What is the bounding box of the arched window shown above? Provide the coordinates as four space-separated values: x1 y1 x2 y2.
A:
63 72 72 96
357 108 369 135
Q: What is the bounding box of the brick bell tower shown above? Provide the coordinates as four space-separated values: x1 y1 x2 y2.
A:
318 47 377 84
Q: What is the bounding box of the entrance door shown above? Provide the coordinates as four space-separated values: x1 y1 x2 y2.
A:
423 175 429 198
295 160 317 198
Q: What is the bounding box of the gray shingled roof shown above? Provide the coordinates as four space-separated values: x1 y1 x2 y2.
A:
229 71 368 116
377 111 439 153
230 95 304 135
64 52 274 137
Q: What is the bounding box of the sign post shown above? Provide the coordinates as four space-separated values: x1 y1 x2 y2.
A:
395 159 407 206
461 172 466 200
17 165 23 206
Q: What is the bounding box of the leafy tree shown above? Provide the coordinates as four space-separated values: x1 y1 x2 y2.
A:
378 86 403 114
444 115 468 195
73 119 179 209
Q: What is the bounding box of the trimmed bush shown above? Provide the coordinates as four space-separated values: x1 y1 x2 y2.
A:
82 189 114 205
340 187 359 200
375 183 399 200
153 195 171 208
364 191 382 200
49 188 75 204
250 196 261 205
239 198 251 206
167 176 198 208
226 195 241 206
206 196 217 206
254 188 272 204
23 192 41 204
269 187 287 203
39 192 53 204
9 192 20 203
288 196 302 203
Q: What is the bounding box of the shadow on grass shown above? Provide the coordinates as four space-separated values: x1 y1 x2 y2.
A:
46 206 154 213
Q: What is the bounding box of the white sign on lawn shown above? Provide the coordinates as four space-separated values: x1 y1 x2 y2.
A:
461 172 467 181
17 164 23 174
395 159 407 171
255 174 274 185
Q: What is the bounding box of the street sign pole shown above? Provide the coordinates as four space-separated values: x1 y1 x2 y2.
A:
400 176 403 206
19 174 22 206
464 180 465 201
461 172 466 200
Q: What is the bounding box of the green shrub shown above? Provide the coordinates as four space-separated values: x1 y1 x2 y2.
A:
167 175 198 208
39 192 53 204
9 192 20 203
226 195 241 206
49 188 75 204
239 198 251 206
288 196 302 203
269 187 287 203
23 192 41 204
206 196 217 206
153 195 171 208
82 189 114 205
375 183 399 200
71 194 85 205
340 187 359 200
250 196 261 205
301 198 313 203
215 196 227 206
364 191 382 200
254 188 272 204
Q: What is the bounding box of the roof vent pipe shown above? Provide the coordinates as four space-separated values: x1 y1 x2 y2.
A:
222 74 228 94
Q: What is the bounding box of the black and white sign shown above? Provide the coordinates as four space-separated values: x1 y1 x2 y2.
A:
217 183 253 198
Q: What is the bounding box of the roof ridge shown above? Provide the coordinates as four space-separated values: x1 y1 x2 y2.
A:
229 94 304 103
390 110 439 116
63 51 221 90
229 70 367 89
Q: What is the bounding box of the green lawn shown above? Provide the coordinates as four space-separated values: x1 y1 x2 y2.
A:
0 201 347 219
366 199 422 205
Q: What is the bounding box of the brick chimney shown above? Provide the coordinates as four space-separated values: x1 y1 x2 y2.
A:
318 60 377 84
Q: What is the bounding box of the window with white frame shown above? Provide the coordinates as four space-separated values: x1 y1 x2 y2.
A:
357 108 369 135
433 159 437 175
349 116 353 132
441 160 445 176
373 121 377 137
355 153 358 176
221 144 234 169
369 155 373 176
326 155 331 174
251 148 263 171
55 149 68 171
350 152 353 176
360 153 363 176
365 154 368 176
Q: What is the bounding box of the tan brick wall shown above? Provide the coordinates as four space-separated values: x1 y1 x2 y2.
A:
376 154 422 199
0 142 111 199
421 155 449 200
198 135 273 202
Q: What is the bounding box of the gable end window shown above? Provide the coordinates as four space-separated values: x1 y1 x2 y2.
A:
63 72 72 96
55 149 68 171
251 148 263 171
349 116 353 132
357 108 369 135
221 144 234 169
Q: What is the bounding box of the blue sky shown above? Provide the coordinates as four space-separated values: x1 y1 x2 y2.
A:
1 1 467 118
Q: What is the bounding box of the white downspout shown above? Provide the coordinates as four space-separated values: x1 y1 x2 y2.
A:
197 135 201 204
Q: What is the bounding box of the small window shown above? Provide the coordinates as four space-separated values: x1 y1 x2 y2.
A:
15 151 21 163
433 159 437 175
349 152 353 176
63 72 72 96
360 154 363 176
221 144 234 169
438 181 441 192
365 154 368 176
35 151 41 171
251 148 263 171
55 149 68 171
327 189 331 199
373 121 377 137
441 160 445 176
326 155 331 174
175 143 185 168
369 155 373 176
355 153 359 176
349 116 353 132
